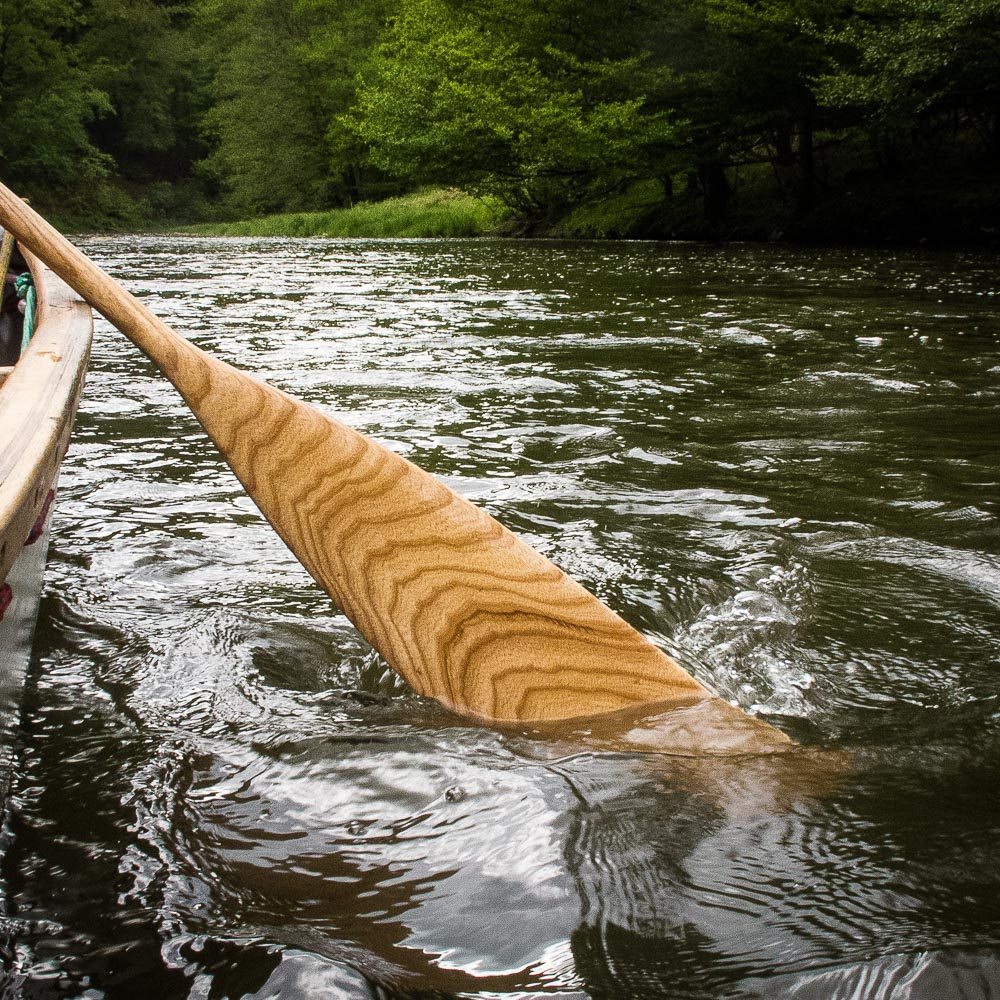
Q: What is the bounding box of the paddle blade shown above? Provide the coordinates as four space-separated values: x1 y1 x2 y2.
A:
169 353 710 721
0 183 792 744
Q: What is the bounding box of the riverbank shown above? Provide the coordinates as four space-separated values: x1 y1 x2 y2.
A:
175 175 1000 246
175 185 667 240
179 189 504 238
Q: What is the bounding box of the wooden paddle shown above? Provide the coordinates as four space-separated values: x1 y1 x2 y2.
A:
0 229 15 287
0 184 791 748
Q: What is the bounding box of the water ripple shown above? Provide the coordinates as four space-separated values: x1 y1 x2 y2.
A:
5 237 998 997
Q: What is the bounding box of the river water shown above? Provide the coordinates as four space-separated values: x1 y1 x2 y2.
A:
2 237 998 998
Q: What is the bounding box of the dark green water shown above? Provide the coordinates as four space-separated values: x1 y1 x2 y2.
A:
2 238 998 998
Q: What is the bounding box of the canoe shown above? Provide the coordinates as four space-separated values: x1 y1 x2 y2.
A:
0 241 92 807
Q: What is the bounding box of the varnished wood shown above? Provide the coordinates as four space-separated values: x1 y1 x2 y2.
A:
0 247 92 587
0 185 791 748
0 229 14 286
0 246 91 810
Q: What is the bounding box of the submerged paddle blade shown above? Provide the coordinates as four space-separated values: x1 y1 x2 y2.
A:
169 357 713 721
0 185 790 744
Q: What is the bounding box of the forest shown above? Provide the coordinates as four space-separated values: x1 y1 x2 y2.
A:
1 0 998 241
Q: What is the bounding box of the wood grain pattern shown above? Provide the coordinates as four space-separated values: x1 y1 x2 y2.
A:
0 229 15 285
0 184 791 748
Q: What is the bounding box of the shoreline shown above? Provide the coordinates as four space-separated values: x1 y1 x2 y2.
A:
62 186 998 252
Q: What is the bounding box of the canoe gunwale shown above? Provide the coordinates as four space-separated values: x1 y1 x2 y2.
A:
0 247 92 588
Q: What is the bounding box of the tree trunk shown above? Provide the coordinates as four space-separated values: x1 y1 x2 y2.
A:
698 161 730 238
773 128 796 200
797 116 815 217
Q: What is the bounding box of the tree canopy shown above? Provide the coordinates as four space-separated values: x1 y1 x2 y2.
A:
1 0 996 238
347 0 679 222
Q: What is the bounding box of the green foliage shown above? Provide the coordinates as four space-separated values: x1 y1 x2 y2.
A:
81 0 211 180
347 0 678 224
807 0 1000 239
299 0 398 199
0 0 213 222
0 0 113 201
196 0 334 214
1 0 996 238
700 0 832 123
549 180 667 238
180 188 503 237
820 0 1000 126
197 0 397 216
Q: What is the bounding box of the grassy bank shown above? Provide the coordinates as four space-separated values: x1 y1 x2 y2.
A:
177 183 681 241
180 189 504 238
176 173 1000 245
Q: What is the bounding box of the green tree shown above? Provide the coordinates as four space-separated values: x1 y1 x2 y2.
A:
821 0 1000 150
809 0 1000 237
81 0 210 187
703 0 834 215
632 0 838 230
196 0 329 213
0 0 112 208
196 0 391 215
348 0 679 225
298 0 397 202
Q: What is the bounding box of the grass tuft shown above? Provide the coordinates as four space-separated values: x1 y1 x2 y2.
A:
180 189 505 238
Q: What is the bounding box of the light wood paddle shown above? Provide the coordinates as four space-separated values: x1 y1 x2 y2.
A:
0 229 15 286
0 184 791 749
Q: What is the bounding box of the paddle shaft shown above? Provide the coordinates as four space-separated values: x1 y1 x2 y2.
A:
0 227 15 311
0 184 791 746
0 194 193 370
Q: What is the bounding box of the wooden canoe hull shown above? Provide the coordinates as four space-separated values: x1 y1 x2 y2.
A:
0 247 92 805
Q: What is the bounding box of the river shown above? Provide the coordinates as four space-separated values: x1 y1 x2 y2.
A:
2 237 998 998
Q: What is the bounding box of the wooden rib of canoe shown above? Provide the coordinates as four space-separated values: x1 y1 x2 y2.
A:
0 243 92 805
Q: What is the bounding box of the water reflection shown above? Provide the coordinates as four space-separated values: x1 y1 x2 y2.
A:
2 237 998 997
